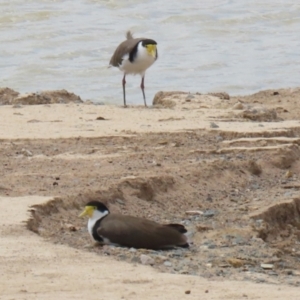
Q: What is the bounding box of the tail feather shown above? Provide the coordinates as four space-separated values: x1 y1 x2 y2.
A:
164 223 187 234
126 31 134 40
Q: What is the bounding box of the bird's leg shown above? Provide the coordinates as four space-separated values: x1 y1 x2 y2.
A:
122 74 127 107
140 75 147 107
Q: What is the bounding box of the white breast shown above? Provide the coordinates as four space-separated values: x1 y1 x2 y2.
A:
87 211 122 246
87 218 96 237
87 210 108 238
119 42 156 75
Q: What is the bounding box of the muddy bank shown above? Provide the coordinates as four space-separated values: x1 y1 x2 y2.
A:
0 87 83 105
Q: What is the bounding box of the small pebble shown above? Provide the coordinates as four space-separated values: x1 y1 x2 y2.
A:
21 148 33 157
116 199 125 205
227 258 245 268
96 116 106 120
186 94 194 100
261 263 273 270
140 254 154 266
203 210 216 217
65 224 78 232
156 255 168 262
185 210 203 215
285 170 293 178
164 261 173 267
170 250 183 257
210 122 219 128
129 247 137 252
232 102 244 110
268 271 278 276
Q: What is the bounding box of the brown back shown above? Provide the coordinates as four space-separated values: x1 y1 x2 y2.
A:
97 214 188 249
109 31 147 67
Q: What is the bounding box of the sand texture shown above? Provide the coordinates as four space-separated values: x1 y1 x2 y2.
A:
1 88 300 299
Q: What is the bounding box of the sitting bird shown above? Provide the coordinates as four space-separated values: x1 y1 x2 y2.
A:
79 201 189 250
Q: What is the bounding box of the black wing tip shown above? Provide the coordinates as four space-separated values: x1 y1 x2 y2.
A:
165 223 188 234
178 243 190 248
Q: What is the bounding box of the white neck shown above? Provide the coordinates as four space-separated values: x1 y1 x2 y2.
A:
87 210 109 237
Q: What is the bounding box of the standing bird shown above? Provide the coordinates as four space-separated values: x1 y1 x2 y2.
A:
79 201 189 250
109 31 158 107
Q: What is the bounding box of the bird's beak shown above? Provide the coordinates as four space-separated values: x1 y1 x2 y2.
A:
146 44 156 58
79 206 94 218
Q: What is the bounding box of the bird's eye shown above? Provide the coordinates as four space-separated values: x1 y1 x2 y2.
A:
93 206 97 210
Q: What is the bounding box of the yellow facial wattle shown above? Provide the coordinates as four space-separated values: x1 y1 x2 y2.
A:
146 44 156 58
79 206 95 217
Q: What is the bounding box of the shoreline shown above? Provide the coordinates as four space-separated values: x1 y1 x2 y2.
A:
1 87 300 140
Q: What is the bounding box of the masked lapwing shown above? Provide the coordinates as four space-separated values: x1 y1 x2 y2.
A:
79 201 189 250
109 31 158 107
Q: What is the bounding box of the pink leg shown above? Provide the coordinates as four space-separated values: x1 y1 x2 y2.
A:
122 74 127 107
140 76 147 107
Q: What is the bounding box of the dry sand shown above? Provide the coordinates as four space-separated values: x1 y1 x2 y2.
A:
1 88 300 299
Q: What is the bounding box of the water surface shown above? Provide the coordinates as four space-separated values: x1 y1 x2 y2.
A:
0 1 299 104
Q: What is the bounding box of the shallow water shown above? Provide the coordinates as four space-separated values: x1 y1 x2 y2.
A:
0 1 299 105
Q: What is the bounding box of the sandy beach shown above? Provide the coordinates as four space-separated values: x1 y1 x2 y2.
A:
1 87 300 299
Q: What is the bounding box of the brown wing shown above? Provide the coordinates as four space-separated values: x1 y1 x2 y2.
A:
109 38 145 67
97 214 187 249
